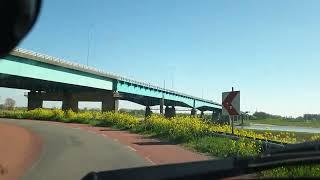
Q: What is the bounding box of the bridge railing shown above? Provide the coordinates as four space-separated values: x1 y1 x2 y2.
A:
14 48 121 79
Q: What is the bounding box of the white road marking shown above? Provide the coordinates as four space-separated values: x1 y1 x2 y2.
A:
145 157 156 165
127 146 137 151
101 134 107 137
113 139 118 142
27 143 46 172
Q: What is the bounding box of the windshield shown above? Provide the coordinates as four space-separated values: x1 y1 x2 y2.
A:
0 0 320 179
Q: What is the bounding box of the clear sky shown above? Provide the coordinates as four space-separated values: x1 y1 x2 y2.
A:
1 0 320 117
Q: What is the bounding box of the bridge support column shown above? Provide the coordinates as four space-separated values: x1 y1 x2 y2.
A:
200 111 204 118
211 110 220 121
62 92 78 112
145 106 152 118
160 98 164 114
102 91 119 112
172 106 176 117
211 111 216 121
164 106 169 118
165 106 176 118
217 112 222 122
27 91 43 110
191 108 196 116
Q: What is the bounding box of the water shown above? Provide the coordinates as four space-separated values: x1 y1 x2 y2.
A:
237 123 320 134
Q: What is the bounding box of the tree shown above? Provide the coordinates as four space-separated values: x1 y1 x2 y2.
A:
4 98 16 110
252 111 270 119
252 111 282 120
303 114 320 120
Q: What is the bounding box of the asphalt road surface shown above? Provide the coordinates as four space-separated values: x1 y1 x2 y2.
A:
1 119 149 180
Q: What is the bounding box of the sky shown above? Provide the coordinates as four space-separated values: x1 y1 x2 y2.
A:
1 0 320 117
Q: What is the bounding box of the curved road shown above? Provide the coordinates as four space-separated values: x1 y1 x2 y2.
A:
0 119 149 180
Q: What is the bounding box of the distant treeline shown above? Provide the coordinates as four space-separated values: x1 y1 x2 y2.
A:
301 114 320 121
119 108 145 117
252 112 282 120
252 111 320 121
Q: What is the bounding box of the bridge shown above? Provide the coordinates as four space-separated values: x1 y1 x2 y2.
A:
0 48 222 118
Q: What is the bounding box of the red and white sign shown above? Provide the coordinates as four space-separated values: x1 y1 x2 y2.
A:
222 91 240 116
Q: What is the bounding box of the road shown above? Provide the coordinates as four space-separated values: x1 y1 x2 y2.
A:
0 119 149 180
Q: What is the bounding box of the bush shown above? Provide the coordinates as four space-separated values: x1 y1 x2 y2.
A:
187 136 262 158
261 165 320 177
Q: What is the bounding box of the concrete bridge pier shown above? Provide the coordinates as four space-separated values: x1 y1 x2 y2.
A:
172 106 176 117
165 106 176 118
27 91 43 110
200 111 204 118
145 106 152 118
62 92 78 112
191 108 196 116
164 106 169 118
211 111 220 121
160 98 164 114
102 92 119 112
211 112 216 121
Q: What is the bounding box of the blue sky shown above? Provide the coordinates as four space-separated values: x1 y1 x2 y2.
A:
1 0 320 117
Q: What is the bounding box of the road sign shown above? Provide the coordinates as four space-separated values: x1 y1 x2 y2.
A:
222 91 240 116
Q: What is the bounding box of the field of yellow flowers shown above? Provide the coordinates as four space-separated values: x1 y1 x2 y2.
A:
0 109 319 177
0 109 303 144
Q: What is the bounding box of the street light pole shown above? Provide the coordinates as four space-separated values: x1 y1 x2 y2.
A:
202 89 204 99
86 25 94 66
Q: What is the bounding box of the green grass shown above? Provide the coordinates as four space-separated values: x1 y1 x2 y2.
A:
244 118 320 128
185 136 261 158
260 165 320 177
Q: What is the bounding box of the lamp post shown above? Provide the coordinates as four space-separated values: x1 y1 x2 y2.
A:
86 25 94 66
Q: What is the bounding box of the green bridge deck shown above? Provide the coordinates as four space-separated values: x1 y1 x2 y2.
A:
0 48 221 111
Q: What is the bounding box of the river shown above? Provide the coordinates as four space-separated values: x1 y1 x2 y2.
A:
237 123 320 134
